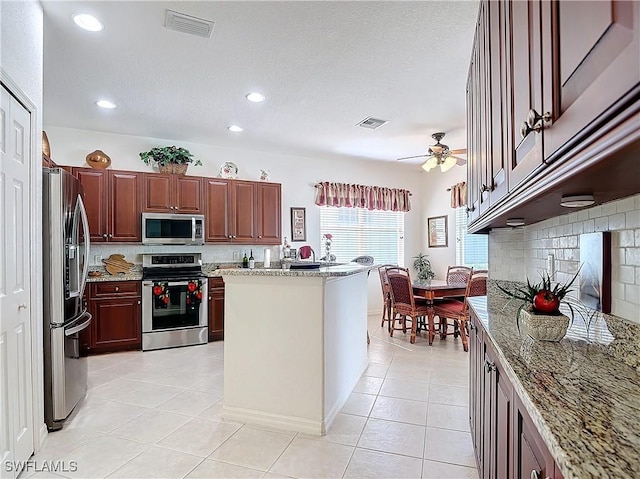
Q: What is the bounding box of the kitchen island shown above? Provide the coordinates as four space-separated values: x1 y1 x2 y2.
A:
213 263 373 435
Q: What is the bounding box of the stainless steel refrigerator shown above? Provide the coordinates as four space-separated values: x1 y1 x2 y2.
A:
43 168 92 431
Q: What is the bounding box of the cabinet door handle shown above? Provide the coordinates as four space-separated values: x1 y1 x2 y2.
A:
484 360 496 373
102 233 108 239
115 286 119 292
469 323 475 331
258 235 262 239
209 296 212 300
137 300 141 304
108 234 113 239
527 109 552 129
530 470 549 479
480 184 492 193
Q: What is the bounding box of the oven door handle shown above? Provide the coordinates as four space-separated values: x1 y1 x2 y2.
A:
143 281 190 287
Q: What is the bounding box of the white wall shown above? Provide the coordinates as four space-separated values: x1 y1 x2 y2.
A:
44 126 466 311
419 166 466 279
489 194 640 324
1 0 45 450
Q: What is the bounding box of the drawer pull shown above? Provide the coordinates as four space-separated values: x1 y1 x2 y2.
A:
526 109 552 129
484 360 496 373
115 286 119 292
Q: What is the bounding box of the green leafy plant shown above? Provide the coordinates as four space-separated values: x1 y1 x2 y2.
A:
496 269 581 327
413 253 435 283
139 146 202 167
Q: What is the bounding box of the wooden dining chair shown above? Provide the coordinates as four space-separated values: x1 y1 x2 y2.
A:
378 264 397 332
440 265 474 336
386 266 434 344
433 270 488 351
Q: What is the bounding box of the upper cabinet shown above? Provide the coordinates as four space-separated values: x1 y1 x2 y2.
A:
72 168 142 242
467 0 640 232
143 173 203 214
204 179 282 245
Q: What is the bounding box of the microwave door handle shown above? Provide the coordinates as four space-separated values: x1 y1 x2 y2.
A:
77 194 91 297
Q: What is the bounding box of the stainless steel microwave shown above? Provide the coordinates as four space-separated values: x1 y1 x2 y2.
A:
141 213 205 245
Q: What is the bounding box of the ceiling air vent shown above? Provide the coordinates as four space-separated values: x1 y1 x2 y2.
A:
357 117 388 130
165 10 214 38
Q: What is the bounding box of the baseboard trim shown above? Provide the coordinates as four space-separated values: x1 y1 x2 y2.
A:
222 405 324 435
322 357 368 433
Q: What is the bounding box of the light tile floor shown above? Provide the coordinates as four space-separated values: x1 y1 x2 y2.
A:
25 314 479 479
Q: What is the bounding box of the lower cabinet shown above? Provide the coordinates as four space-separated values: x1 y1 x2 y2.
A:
81 281 142 355
208 277 225 341
470 311 562 479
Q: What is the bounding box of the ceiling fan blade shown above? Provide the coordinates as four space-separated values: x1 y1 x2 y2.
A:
452 156 467 165
396 154 428 161
449 148 467 155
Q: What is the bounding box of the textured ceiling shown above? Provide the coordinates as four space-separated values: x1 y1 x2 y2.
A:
42 1 479 163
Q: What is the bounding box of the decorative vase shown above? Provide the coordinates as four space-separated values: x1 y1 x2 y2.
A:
42 131 51 158
519 308 569 342
86 150 111 169
159 163 188 175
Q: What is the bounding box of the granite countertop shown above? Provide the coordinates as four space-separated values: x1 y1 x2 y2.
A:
468 283 640 479
210 263 376 278
87 268 142 282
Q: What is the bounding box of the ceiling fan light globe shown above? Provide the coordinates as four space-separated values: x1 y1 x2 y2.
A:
421 156 438 172
440 155 457 172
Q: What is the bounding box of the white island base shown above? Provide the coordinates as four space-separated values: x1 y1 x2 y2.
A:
220 266 369 435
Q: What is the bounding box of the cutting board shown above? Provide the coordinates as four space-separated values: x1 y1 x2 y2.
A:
102 254 135 275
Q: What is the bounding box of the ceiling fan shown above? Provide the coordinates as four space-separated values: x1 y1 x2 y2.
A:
397 132 467 172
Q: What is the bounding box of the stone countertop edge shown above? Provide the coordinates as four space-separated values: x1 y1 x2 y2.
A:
210 264 377 278
87 272 142 282
468 287 640 479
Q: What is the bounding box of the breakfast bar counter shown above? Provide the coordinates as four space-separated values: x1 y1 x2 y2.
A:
468 285 640 479
217 264 373 435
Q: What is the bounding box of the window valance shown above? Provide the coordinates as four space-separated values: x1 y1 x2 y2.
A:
450 181 467 208
314 182 411 212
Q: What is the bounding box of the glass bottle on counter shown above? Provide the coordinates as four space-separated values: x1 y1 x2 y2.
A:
283 236 291 259
249 250 255 269
242 251 249 268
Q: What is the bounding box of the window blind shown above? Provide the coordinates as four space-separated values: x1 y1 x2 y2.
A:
319 207 404 265
455 207 488 269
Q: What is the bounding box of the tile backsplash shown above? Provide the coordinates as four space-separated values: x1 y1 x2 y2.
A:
90 243 281 267
489 194 640 324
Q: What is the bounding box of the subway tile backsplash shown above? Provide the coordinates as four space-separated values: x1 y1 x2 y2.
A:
489 194 640 324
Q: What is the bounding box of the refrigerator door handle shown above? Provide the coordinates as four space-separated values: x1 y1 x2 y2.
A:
65 312 92 336
77 194 91 298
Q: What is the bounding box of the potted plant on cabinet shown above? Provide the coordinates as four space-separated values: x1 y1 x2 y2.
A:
413 253 436 284
496 269 580 341
139 146 202 175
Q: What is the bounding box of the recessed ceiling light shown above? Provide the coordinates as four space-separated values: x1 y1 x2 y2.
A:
96 100 116 109
228 125 243 132
560 194 595 208
245 92 265 103
73 14 103 32
506 218 526 227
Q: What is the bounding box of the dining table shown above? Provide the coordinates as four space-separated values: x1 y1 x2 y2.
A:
412 279 468 344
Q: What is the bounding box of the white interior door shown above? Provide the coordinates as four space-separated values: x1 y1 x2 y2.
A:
0 85 34 478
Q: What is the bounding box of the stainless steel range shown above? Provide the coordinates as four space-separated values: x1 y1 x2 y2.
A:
142 253 208 351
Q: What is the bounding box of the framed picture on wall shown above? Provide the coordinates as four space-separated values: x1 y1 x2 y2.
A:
290 207 306 242
427 215 448 248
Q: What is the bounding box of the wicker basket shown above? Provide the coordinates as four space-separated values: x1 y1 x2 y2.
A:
159 163 188 175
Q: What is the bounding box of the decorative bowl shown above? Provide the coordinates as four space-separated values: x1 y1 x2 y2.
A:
86 150 111 169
